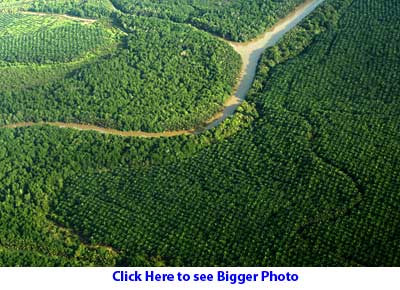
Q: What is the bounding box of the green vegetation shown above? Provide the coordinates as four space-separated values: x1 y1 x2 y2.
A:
0 0 30 12
111 0 305 41
0 0 399 267
0 63 81 91
0 13 114 64
0 15 241 131
0 124 206 266
0 104 256 266
249 0 400 265
0 0 114 17
53 0 400 266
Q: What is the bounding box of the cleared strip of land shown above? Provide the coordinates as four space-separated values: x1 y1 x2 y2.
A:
20 11 96 24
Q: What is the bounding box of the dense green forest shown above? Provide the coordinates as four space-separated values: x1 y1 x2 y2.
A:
0 0 308 41
52 0 400 266
0 11 241 131
111 0 305 41
0 0 399 266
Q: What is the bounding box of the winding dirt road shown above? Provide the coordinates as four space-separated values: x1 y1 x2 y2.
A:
3 0 325 138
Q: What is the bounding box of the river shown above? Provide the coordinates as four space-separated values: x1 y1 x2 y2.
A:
4 0 325 138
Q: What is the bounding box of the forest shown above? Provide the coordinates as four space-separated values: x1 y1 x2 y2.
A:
0 0 115 18
0 7 241 132
111 0 305 41
1 0 308 41
0 0 399 266
0 13 114 64
54 0 400 265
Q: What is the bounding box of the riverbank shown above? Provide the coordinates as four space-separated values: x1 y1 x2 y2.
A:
2 0 325 137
